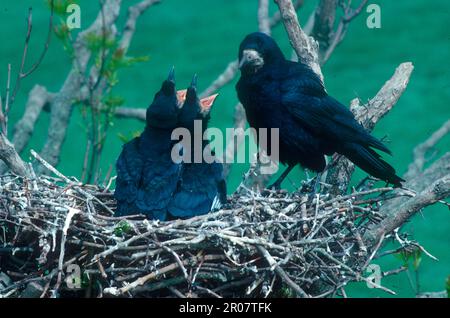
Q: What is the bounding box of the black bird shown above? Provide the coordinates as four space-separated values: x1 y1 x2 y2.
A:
115 67 182 220
168 75 227 218
236 32 404 189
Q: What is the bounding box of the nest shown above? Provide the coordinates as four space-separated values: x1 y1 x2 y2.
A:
0 163 413 298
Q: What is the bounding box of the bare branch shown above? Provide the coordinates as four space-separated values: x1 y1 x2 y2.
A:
36 0 122 173
222 103 246 178
325 62 415 194
405 119 450 180
364 176 450 246
321 0 368 64
312 0 337 58
0 64 11 135
13 85 53 154
119 0 161 52
114 106 146 121
0 133 30 177
258 0 271 35
199 61 238 99
274 0 323 82
10 1 54 107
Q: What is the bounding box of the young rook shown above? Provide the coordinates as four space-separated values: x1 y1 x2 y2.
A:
168 75 227 218
115 67 183 220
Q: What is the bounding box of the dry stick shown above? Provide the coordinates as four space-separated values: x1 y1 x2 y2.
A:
157 243 189 282
12 86 53 154
54 207 80 292
106 254 225 296
1 64 11 135
379 121 450 214
0 88 53 175
222 102 246 179
114 106 146 121
321 0 368 64
30 149 114 215
119 0 161 51
258 0 271 35
257 245 309 298
274 0 323 82
199 61 239 99
10 1 55 108
91 208 242 262
405 119 450 180
311 0 338 60
0 133 31 177
364 176 450 246
315 248 396 295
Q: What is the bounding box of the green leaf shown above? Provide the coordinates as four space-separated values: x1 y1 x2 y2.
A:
103 95 125 109
85 32 116 53
113 220 133 236
117 131 141 143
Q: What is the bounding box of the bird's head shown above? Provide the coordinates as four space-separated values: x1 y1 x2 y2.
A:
178 75 218 129
146 67 180 129
238 32 285 74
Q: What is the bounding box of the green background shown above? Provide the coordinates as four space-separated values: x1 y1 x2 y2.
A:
1 0 449 297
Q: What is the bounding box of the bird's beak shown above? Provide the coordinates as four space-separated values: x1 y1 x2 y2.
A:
190 74 198 89
167 66 175 83
200 94 219 113
239 49 263 70
176 89 187 103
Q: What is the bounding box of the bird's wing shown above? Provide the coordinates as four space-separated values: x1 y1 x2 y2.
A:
136 155 181 213
114 138 144 203
168 162 223 218
280 62 391 154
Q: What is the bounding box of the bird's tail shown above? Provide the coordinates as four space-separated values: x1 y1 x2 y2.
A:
343 143 404 187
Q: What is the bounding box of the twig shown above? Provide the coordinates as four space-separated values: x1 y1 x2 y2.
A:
274 0 323 81
258 0 271 35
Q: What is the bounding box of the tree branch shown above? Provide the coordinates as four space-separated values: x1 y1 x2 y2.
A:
36 0 122 173
364 176 450 246
312 0 337 59
321 0 368 64
405 119 450 180
119 0 161 52
114 106 146 121
0 133 30 177
258 0 271 35
274 0 324 82
325 62 414 194
13 85 54 155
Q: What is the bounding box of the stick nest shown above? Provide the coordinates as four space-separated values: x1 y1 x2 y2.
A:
0 173 404 298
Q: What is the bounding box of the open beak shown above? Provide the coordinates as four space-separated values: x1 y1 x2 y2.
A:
200 93 219 113
176 89 187 103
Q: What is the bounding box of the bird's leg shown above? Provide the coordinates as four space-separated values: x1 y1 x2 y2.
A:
268 165 294 190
